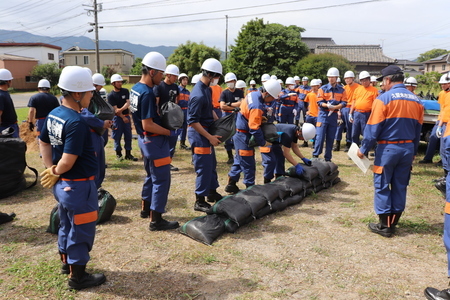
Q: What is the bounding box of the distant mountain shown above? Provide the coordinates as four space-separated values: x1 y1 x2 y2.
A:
0 30 177 59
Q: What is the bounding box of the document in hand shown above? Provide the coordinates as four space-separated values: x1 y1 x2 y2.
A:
347 143 372 174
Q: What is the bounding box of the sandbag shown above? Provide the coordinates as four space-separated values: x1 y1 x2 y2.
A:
245 185 279 203
160 101 184 130
0 138 38 199
271 199 288 212
270 176 306 197
222 217 239 233
323 171 340 188
261 123 279 143
209 110 238 143
312 160 331 181
208 196 253 226
88 93 115 135
0 212 15 225
255 204 273 219
287 164 319 182
179 214 225 245
284 194 304 206
233 193 267 216
97 188 117 224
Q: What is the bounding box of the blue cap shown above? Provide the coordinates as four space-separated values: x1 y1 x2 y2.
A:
377 65 403 81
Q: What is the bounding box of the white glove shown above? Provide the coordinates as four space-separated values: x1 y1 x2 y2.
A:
293 109 297 115
437 126 443 138
349 113 354 123
288 93 297 96
327 103 335 111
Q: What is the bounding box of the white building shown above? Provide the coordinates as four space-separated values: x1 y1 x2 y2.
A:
0 43 61 65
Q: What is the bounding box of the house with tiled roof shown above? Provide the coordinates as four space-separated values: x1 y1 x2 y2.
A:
301 37 336 53
314 45 396 77
422 54 450 74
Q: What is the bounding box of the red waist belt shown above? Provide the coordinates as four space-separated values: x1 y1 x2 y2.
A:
355 109 371 113
282 104 295 107
144 132 160 137
236 129 249 133
378 140 412 144
61 176 95 182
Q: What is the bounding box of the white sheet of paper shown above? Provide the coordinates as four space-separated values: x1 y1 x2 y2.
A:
347 143 372 174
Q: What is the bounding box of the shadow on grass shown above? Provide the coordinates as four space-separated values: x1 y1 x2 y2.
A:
96 269 258 300
0 223 56 245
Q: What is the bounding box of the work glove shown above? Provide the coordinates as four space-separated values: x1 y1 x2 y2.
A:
293 109 297 115
288 93 297 96
40 165 60 189
437 126 443 138
337 119 343 126
28 122 35 131
295 163 304 176
301 157 312 166
349 113 354 123
327 103 336 111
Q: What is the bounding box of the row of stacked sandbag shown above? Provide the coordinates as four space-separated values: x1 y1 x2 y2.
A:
180 159 340 245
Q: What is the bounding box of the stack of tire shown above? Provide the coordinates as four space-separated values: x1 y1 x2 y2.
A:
180 159 340 245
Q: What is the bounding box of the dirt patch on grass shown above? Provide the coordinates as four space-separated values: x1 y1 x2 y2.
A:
0 140 447 299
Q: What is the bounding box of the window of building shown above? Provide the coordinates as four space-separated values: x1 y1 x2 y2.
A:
84 56 89 65
48 53 54 60
432 65 435 71
443 65 447 71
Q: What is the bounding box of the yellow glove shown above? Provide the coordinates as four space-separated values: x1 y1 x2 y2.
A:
40 165 60 189
263 141 272 147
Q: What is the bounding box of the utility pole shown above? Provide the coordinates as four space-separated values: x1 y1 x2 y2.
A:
85 0 103 73
225 15 228 60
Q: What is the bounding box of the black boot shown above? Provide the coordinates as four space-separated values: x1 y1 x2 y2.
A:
0 212 15 225
140 200 150 218
368 214 393 237
343 142 351 152
207 189 223 203
436 180 446 197
149 210 179 231
225 177 240 194
68 264 106 290
226 150 234 165
424 287 450 300
125 150 138 161
60 252 69 275
180 141 191 150
194 194 212 212
264 177 271 184
333 141 341 151
390 212 402 234
116 150 123 160
302 141 308 147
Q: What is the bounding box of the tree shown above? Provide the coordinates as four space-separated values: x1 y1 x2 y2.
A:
130 57 142 75
292 53 354 83
417 49 450 62
30 63 61 87
167 41 221 79
226 18 309 83
416 71 441 95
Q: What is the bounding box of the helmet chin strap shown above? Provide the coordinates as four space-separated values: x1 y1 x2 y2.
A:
68 92 85 111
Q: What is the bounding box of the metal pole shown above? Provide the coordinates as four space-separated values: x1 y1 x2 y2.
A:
94 0 100 73
225 15 228 60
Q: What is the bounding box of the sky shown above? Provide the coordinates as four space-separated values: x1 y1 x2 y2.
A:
1 0 450 61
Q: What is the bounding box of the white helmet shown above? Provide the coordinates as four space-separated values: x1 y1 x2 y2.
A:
224 72 237 82
263 79 282 98
58 66 94 92
250 79 256 85
310 79 320 86
261 73 270 82
165 64 179 76
142 51 166 71
191 74 201 84
0 69 13 81
327 67 340 77
439 74 450 84
294 76 300 81
271 75 278 80
359 71 371 80
344 71 355 78
301 123 316 141
236 80 247 89
38 79 51 89
110 74 123 83
201 58 222 75
404 77 418 86
317 79 322 85
92 73 106 86
302 76 309 81
277 79 283 84
285 77 295 85
370 76 378 82
178 73 188 80
99 88 107 100
337 77 341 83
83 67 92 76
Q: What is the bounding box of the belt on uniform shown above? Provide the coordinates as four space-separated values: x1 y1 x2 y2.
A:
61 176 95 182
355 109 371 113
282 104 295 107
90 129 96 133
143 131 160 137
378 140 413 144
236 129 249 133
37 117 46 120
181 107 188 110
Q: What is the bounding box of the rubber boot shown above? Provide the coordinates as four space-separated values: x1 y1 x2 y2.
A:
116 150 123 160
343 142 351 152
125 150 138 161
225 177 240 194
368 214 392 237
424 287 450 300
60 252 69 275
207 189 223 203
180 141 191 150
333 141 341 151
194 194 211 212
302 141 308 148
149 210 179 231
390 212 402 234
68 264 106 290
140 200 150 218
226 150 234 165
263 177 271 184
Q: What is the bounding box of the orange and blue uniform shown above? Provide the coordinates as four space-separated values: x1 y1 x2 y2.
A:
442 121 450 275
210 85 223 118
246 87 258 95
422 90 447 162
228 91 267 187
178 85 190 144
304 90 318 126
295 85 311 122
278 88 298 124
312 83 347 161
335 83 360 144
360 83 423 216
439 91 450 171
351 85 378 145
